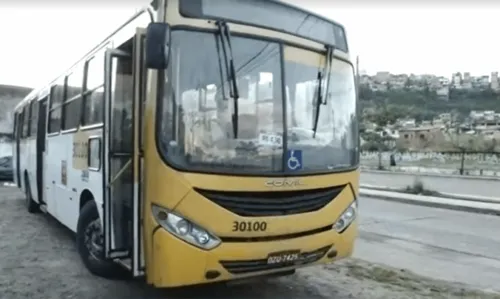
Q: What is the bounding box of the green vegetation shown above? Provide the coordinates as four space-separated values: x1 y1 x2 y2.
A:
359 98 399 155
360 179 443 196
403 177 441 196
359 85 500 122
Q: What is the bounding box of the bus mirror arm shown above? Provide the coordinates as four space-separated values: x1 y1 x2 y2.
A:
145 22 171 70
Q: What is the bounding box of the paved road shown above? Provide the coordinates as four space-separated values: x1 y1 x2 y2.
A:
360 171 500 198
356 196 500 293
1 185 498 298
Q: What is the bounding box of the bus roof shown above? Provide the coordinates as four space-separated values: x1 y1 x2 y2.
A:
178 0 348 52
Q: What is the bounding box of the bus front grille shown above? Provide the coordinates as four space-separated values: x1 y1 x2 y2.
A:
194 185 346 217
219 245 331 275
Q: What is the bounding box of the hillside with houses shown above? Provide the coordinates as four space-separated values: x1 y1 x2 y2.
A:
359 71 500 153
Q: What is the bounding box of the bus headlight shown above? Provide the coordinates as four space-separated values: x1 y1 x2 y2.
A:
333 200 357 233
151 204 221 250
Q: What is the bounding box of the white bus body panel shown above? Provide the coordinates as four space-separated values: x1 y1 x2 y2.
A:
45 128 103 231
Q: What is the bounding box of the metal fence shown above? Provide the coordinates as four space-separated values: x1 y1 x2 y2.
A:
361 150 500 176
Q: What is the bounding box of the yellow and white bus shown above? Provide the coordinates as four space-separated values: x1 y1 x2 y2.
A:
12 0 359 287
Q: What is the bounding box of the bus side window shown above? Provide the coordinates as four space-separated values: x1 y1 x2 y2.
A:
48 107 62 134
48 81 64 134
13 112 17 138
62 64 84 131
19 109 25 139
82 49 105 126
50 79 65 109
30 100 38 136
23 104 31 138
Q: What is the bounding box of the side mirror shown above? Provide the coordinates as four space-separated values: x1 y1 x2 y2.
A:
145 22 171 70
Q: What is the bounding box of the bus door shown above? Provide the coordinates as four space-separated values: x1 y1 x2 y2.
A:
36 97 48 204
102 28 146 277
14 112 21 187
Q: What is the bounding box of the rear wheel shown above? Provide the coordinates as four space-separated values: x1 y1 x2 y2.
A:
76 200 126 279
24 175 39 213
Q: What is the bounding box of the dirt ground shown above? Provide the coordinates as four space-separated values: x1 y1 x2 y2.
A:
0 185 498 299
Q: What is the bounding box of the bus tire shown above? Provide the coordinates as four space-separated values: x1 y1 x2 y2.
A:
76 200 125 279
24 175 39 214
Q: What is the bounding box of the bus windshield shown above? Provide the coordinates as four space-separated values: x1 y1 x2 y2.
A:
158 30 358 175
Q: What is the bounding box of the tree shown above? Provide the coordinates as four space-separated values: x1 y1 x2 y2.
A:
423 80 430 96
404 78 412 91
360 131 395 169
361 104 401 169
358 85 374 101
483 138 498 152
385 82 392 91
364 102 401 127
444 125 476 175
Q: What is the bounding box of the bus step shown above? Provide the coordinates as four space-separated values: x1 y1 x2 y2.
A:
39 204 48 214
115 258 132 271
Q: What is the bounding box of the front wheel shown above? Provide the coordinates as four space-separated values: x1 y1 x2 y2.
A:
76 200 126 279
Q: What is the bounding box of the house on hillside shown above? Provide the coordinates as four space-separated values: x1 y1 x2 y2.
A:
397 126 446 151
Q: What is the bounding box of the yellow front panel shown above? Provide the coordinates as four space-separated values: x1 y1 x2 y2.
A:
141 29 359 288
143 148 359 287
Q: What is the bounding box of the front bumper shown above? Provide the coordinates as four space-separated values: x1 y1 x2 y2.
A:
147 219 357 287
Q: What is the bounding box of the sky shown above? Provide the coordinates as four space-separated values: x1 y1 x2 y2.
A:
1 1 500 88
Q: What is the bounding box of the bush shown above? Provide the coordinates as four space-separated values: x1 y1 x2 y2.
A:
404 177 440 196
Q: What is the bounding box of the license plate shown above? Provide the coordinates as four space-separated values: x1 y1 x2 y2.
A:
267 250 301 265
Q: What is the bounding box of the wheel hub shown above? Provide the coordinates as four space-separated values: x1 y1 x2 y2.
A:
84 219 104 260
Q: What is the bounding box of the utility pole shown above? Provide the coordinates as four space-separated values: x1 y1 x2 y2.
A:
355 55 361 165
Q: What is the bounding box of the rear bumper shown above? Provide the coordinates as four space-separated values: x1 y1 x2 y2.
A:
147 219 357 288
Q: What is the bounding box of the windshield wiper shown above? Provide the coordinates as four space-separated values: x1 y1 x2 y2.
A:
312 45 334 138
216 21 240 139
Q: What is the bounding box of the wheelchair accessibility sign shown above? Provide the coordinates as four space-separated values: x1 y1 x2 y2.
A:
286 150 302 171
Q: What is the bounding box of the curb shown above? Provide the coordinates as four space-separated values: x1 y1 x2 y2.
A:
360 184 500 204
359 188 500 216
361 169 500 181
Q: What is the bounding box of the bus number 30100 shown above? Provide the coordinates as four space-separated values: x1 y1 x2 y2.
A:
232 221 267 232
